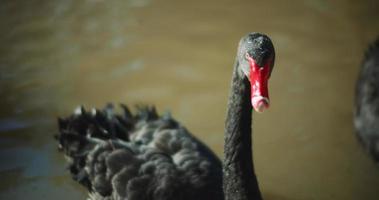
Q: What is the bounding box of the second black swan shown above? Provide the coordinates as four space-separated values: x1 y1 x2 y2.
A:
354 37 379 163
56 32 276 200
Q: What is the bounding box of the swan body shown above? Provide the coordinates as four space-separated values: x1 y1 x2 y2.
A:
354 37 379 162
56 33 275 200
57 105 223 200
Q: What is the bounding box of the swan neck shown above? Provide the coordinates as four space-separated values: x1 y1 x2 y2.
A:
223 60 262 200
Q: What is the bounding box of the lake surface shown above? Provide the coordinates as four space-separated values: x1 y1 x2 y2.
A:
1 0 379 199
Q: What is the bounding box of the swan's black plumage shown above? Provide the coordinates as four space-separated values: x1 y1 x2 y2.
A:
56 105 223 200
223 64 261 200
354 37 379 162
56 33 275 200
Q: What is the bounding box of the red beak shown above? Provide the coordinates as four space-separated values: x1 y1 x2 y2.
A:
248 57 271 112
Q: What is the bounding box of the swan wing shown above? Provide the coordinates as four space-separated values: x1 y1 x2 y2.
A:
56 104 223 200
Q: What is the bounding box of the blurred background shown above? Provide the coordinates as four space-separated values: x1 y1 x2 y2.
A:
1 0 379 199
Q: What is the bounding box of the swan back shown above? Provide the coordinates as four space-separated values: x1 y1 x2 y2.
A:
56 105 223 200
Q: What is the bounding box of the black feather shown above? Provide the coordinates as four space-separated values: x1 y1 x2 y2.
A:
355 36 379 163
55 104 223 200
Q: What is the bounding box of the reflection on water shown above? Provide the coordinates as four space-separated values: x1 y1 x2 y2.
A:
1 0 379 199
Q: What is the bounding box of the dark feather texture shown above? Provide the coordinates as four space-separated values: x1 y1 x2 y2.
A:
354 36 379 162
56 104 223 200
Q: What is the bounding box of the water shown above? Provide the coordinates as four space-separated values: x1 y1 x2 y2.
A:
1 0 379 199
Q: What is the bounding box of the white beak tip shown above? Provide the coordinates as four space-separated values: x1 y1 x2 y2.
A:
252 96 270 113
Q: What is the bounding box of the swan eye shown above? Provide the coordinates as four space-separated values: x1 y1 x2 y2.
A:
245 52 250 60
245 52 255 62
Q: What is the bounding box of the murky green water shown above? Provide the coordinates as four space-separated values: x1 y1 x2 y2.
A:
1 0 379 199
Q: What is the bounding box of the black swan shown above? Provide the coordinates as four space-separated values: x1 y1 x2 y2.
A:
354 37 379 162
56 32 275 200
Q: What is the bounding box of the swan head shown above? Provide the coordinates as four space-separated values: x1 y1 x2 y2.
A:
237 33 275 113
